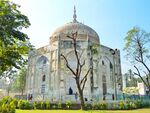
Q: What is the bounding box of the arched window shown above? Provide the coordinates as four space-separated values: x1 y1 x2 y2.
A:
42 75 46 82
110 62 113 69
69 87 73 95
102 60 105 65
37 56 49 65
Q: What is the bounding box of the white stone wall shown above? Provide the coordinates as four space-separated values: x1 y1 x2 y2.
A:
26 33 122 102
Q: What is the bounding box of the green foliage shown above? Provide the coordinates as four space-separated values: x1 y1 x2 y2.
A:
140 101 150 108
124 26 150 63
65 101 72 109
45 101 50 109
52 104 57 109
112 102 118 109
124 26 150 93
98 101 108 110
90 43 99 55
84 103 91 110
11 98 18 108
0 0 33 76
92 102 98 110
17 100 32 110
0 96 16 113
33 101 50 110
57 101 62 109
34 102 41 109
11 67 27 94
17 100 23 109
33 102 37 109
40 102 46 109
119 101 126 109
91 101 108 110
1 96 149 112
116 100 144 110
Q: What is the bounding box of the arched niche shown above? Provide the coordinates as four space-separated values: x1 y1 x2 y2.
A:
64 51 80 95
103 56 113 80
35 56 49 94
36 56 49 67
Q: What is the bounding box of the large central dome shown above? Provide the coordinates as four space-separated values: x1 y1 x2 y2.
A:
52 21 99 39
50 6 100 43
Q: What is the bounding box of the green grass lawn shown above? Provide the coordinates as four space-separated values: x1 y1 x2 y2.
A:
16 108 150 113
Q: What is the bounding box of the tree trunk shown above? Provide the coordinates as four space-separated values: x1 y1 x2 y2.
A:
7 89 10 96
21 89 24 96
76 79 85 110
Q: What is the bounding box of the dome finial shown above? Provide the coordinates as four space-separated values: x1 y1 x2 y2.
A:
73 5 77 22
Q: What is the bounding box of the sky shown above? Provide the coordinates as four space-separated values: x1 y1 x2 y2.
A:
11 0 150 74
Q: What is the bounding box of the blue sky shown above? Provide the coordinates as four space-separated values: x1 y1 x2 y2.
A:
12 0 150 74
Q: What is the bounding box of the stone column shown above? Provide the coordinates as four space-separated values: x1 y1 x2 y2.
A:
56 35 61 100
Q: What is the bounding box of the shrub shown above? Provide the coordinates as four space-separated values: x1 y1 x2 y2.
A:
17 100 25 109
141 101 150 108
0 96 15 113
84 103 91 110
112 102 118 110
24 101 32 109
57 101 62 109
119 101 126 109
33 101 50 109
17 100 32 110
92 102 98 110
46 101 50 109
33 102 37 109
11 98 18 108
40 102 46 109
34 102 41 109
130 101 137 109
52 104 57 109
65 101 72 109
99 101 108 110
135 99 142 108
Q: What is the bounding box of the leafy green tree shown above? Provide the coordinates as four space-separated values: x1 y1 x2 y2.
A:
0 0 32 76
12 67 27 95
124 27 150 94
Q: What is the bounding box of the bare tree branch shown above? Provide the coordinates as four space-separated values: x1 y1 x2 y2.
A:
80 60 85 68
61 54 76 76
134 65 149 87
80 68 91 90
143 71 150 90
81 68 91 91
61 31 92 109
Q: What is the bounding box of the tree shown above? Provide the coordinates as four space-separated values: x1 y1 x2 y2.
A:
123 70 142 87
11 67 27 96
61 32 98 110
124 27 150 94
0 0 32 76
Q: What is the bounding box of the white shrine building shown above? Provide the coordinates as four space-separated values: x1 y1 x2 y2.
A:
26 7 123 102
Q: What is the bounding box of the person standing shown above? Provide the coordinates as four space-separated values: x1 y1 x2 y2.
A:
75 92 78 101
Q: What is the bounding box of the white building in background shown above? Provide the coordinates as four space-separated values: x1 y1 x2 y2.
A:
26 7 123 102
138 83 146 95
